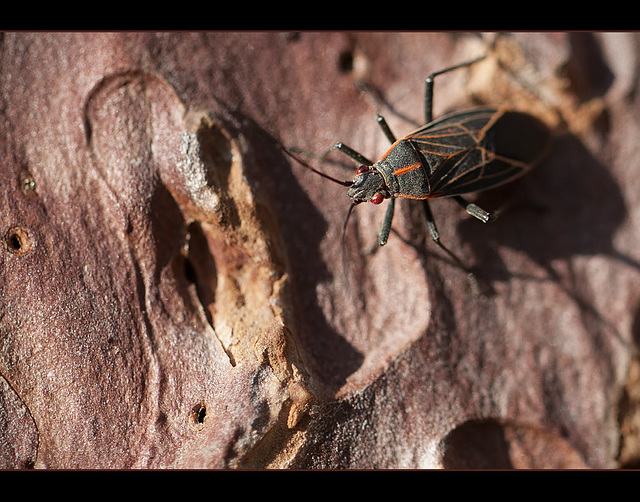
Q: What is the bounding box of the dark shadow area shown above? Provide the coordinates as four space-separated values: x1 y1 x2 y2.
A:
458 132 639 282
562 33 616 102
457 32 640 283
183 221 217 330
441 418 514 469
458 34 636 282
149 175 188 277
457 131 636 353
440 418 588 469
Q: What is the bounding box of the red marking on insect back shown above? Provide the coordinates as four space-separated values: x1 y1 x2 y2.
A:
393 163 421 177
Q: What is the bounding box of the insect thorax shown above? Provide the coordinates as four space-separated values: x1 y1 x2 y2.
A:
377 139 431 199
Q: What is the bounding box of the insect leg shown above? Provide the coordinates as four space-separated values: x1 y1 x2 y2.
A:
329 142 373 166
424 56 486 123
453 195 494 223
376 115 397 144
379 197 396 246
422 200 471 273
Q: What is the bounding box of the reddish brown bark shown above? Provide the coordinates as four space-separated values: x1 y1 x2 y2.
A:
0 32 639 468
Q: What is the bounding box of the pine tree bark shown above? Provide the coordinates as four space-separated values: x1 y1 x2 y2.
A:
0 32 638 468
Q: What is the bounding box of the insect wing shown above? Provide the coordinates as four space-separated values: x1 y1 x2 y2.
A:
407 107 499 168
407 107 550 198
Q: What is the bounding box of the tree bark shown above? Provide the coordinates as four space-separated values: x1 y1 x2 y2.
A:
0 32 638 468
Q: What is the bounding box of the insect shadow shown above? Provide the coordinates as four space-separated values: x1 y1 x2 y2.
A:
455 129 639 357
456 130 640 283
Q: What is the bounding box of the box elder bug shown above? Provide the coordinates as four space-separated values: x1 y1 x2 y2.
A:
283 55 551 278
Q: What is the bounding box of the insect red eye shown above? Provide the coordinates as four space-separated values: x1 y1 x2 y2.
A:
356 165 369 175
370 193 384 205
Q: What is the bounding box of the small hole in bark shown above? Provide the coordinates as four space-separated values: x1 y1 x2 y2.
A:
189 402 207 430
338 50 355 73
5 227 33 255
282 32 300 43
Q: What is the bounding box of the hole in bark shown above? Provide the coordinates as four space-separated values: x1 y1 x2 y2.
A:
185 222 217 328
184 256 197 284
338 50 355 73
189 402 207 430
196 405 206 423
5 227 33 255
282 32 300 43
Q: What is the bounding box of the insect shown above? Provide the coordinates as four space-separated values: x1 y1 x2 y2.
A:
284 55 551 276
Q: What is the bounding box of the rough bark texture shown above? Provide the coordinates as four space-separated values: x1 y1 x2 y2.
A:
0 32 639 469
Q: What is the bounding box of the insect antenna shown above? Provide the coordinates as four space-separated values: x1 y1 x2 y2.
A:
281 146 353 187
282 144 362 297
339 200 364 299
342 201 360 234
341 200 361 254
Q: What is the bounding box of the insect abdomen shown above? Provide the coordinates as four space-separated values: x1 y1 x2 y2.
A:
408 107 551 198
